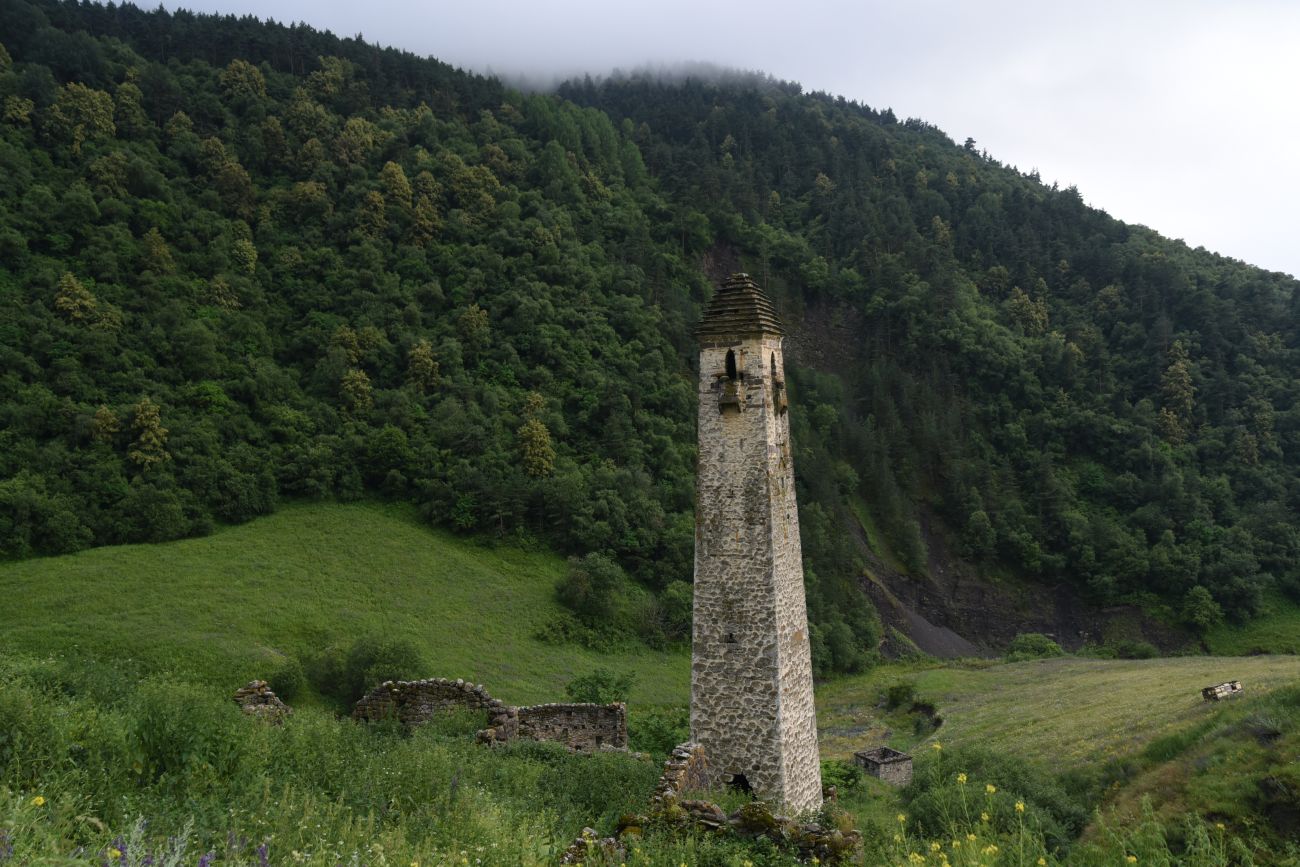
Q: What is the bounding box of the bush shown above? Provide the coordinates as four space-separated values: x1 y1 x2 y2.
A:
1005 632 1065 661
267 656 306 701
128 679 245 784
884 681 916 710
1111 639 1159 659
555 552 625 623
307 635 426 709
565 668 634 704
820 758 862 791
628 705 688 756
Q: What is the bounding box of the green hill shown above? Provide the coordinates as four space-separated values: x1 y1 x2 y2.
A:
0 501 688 705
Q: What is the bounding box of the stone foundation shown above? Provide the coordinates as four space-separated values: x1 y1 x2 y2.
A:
352 678 626 751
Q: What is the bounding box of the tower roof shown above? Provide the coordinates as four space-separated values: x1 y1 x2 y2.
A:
697 273 784 340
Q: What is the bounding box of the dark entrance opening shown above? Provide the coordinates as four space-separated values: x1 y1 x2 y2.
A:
728 773 754 795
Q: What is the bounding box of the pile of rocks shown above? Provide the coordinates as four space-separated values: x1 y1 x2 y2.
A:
558 828 624 865
232 680 291 723
650 742 715 808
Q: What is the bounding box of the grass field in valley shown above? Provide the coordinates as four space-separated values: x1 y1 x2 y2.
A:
0 501 689 706
816 655 1300 765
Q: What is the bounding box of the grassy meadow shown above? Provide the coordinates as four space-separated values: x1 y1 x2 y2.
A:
0 502 689 706
2 502 1298 864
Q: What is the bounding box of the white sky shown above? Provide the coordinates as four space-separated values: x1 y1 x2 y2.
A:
166 0 1300 278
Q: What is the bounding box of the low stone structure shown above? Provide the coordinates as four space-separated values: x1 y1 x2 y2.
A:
352 677 518 742
518 702 627 752
232 680 291 723
854 746 913 787
651 742 716 808
352 678 627 751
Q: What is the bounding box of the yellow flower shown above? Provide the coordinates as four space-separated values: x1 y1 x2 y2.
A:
1038 860 1047 866
1015 801 1025 813
908 854 925 865
1215 823 1225 830
985 784 997 795
31 795 46 807
957 773 967 784
109 849 122 860
893 834 903 843
952 839 961 849
931 742 943 751
897 813 908 824
1126 858 1137 864
966 833 977 841
982 844 999 855
930 842 941 852
811 859 820 865
980 812 990 822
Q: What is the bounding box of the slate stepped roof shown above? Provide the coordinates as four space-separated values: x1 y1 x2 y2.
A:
697 273 784 338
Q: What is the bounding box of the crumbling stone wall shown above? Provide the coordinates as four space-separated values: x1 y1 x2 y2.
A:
352 678 627 751
232 680 291 723
517 702 627 752
651 742 717 807
352 678 518 742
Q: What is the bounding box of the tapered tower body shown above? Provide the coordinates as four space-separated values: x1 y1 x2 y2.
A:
691 273 822 813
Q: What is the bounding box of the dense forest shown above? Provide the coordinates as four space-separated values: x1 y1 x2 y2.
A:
2 0 1298 672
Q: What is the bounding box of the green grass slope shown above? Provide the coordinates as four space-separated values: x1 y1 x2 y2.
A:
0 502 688 706
817 656 1300 765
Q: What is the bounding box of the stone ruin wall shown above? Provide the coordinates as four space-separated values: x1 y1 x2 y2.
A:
352 677 626 752
518 702 627 752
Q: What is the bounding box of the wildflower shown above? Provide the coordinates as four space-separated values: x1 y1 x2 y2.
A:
411 862 420 867
985 784 997 795
1015 801 1025 813
897 813 907 824
931 742 943 751
1126 858 1137 864
980 812 990 822
966 833 977 841
1215 823 1225 830
109 850 122 860
956 773 967 784
811 859 820 865
931 842 941 852
1038 860 1047 866
982 844 999 855
908 853 925 864
893 835 902 843
30 796 45 807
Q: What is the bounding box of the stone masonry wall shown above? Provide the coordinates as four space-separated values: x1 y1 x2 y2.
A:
352 677 518 742
352 678 627 751
692 329 822 813
517 703 627 752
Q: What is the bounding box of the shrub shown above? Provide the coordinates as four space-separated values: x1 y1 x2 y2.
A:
884 681 916 710
1111 639 1159 659
565 668 634 704
267 656 305 701
627 705 688 756
820 758 862 791
555 552 624 623
128 679 245 784
307 635 426 709
1005 632 1065 661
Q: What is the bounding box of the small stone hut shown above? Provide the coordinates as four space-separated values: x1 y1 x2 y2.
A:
854 746 913 787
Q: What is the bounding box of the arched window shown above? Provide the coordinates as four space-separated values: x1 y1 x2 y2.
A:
725 349 737 380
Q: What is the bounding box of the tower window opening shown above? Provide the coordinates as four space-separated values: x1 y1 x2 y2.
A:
729 774 754 795
725 349 737 380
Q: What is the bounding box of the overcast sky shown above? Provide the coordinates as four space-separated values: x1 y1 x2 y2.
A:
167 0 1300 278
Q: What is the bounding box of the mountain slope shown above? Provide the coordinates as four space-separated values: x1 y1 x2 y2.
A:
3 0 1300 658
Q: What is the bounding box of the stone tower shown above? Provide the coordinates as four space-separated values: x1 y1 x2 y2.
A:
691 272 822 813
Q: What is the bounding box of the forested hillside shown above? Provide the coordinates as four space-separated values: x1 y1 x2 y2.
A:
2 0 1298 668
